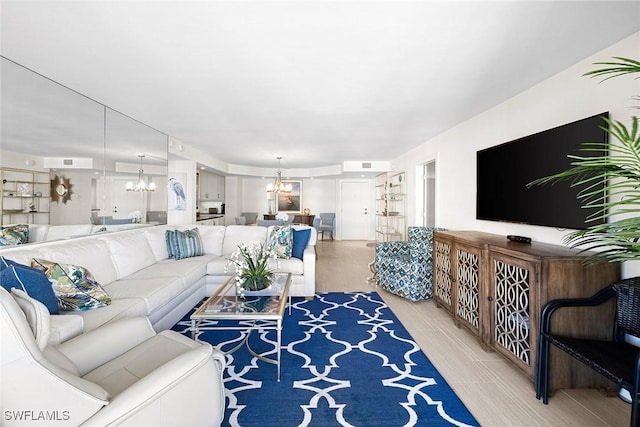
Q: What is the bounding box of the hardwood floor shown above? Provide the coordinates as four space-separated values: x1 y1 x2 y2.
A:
314 240 630 426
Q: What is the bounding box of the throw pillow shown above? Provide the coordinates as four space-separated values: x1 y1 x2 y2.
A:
31 259 111 311
268 225 293 259
291 228 311 260
11 288 51 350
0 224 29 246
1 264 59 314
166 228 204 260
0 255 22 271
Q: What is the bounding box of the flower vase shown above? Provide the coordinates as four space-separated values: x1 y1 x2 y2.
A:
237 274 272 298
242 275 271 291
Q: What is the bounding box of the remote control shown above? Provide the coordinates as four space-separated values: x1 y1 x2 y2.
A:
507 235 532 244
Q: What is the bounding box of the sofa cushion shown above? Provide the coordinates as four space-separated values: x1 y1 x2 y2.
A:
49 314 84 345
0 224 29 246
197 226 225 256
45 224 93 241
104 277 186 315
61 298 147 333
205 257 230 276
144 226 170 261
222 225 268 256
129 259 209 291
269 257 304 275
166 228 204 260
103 231 157 279
11 288 51 350
32 259 112 312
268 225 292 259
40 239 118 285
1 264 59 314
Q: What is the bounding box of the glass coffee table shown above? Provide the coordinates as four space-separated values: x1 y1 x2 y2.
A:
190 272 291 380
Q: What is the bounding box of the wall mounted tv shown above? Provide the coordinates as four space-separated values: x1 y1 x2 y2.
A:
476 112 609 230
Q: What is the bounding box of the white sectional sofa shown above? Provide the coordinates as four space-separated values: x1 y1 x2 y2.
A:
24 223 155 243
0 224 316 340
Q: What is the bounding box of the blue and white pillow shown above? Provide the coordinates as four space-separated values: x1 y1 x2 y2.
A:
268 225 293 259
1 263 59 314
166 228 204 260
31 259 111 312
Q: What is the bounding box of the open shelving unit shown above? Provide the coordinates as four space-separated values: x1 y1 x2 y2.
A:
1 167 50 226
375 171 406 242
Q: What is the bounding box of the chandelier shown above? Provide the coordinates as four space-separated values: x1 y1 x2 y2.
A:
126 154 156 192
266 156 292 194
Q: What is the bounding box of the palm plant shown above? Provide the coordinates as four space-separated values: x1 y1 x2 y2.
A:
529 57 640 263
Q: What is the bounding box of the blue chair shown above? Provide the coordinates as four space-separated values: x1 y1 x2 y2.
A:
313 213 335 240
374 227 442 301
235 212 258 225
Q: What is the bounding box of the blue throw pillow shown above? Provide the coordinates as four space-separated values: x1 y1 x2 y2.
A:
0 256 23 271
292 228 311 260
166 228 204 260
1 265 59 314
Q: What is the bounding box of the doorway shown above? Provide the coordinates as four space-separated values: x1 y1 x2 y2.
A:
339 180 373 240
422 160 436 227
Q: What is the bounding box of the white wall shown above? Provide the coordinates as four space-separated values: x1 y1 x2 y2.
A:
226 176 339 224
393 32 640 277
49 171 92 224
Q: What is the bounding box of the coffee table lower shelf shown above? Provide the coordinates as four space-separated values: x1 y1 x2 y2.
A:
190 273 291 381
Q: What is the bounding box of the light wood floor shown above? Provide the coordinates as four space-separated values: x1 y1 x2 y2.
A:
314 240 630 426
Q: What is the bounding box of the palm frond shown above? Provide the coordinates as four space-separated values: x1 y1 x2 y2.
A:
583 57 640 82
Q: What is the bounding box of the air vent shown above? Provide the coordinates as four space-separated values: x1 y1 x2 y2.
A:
63 159 73 165
361 162 372 169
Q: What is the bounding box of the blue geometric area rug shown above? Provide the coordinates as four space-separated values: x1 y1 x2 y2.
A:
172 292 479 426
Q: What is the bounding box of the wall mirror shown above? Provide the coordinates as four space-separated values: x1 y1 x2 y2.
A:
0 56 168 235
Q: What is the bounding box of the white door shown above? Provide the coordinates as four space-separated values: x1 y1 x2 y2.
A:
340 181 373 240
112 178 146 219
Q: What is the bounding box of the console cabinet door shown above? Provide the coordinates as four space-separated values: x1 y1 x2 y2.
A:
433 234 454 314
490 252 538 377
453 242 485 341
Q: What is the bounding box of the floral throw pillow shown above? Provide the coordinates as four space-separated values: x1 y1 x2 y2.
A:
31 258 111 311
0 224 29 246
268 225 293 259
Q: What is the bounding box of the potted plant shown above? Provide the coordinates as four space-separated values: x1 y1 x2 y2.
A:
226 243 275 291
529 57 640 264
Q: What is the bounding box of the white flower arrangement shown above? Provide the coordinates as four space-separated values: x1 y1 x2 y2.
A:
275 212 289 221
128 210 142 223
225 243 277 291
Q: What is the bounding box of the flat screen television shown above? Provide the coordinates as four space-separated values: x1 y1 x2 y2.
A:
476 112 609 230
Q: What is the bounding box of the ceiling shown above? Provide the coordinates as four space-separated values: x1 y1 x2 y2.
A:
1 1 639 173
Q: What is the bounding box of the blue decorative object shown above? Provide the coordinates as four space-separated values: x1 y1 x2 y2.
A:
0 256 22 271
166 228 204 260
291 228 311 260
375 226 444 301
172 292 478 426
0 265 59 314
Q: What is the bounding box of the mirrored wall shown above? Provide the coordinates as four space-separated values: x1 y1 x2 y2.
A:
1 57 168 230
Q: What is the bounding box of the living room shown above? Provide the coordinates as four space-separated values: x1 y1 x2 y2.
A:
2 1 640 426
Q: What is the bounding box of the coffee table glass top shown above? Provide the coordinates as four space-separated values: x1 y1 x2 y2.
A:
192 272 291 320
